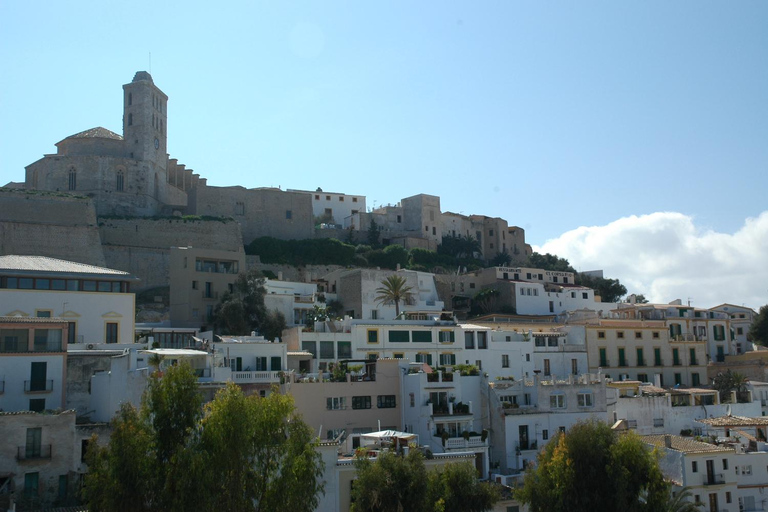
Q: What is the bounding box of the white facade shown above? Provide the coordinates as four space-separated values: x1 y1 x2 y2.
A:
288 188 366 226
0 354 65 413
264 279 322 327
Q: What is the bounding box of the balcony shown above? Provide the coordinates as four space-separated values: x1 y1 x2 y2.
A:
444 435 487 450
703 473 725 486
428 401 472 417
231 370 283 384
202 291 219 301
294 294 315 304
17 445 52 461
24 380 53 393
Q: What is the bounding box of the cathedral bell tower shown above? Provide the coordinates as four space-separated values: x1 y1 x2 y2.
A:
122 71 168 168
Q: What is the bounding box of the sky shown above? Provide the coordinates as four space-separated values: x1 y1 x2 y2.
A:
1 1 766 309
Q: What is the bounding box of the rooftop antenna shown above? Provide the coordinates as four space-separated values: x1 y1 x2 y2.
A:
687 297 692 307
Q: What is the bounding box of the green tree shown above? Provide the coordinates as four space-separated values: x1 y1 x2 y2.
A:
351 452 498 512
576 274 627 303
749 305 768 346
426 462 500 512
660 487 703 511
212 268 268 334
712 369 749 402
83 403 155 512
351 449 429 512
84 367 325 512
375 275 414 318
196 383 325 512
525 252 576 273
367 218 381 247
489 250 511 266
260 309 286 341
472 288 500 315
516 420 668 512
632 294 650 303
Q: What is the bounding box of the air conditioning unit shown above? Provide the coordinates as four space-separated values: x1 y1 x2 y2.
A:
86 343 96 350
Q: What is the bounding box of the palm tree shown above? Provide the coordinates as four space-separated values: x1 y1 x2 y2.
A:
662 487 703 511
375 275 414 319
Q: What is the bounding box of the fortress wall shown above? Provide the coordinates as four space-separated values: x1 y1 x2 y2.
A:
102 245 170 291
0 190 106 266
98 217 243 251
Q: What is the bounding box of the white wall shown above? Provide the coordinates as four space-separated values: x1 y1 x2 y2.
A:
0 354 65 412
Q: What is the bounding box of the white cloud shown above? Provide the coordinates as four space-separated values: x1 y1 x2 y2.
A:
535 211 768 310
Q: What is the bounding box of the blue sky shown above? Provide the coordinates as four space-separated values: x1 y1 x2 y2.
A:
1 1 767 307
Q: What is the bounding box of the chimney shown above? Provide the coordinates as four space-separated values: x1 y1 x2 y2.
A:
664 435 672 449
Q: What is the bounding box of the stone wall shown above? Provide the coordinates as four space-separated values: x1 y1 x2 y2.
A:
0 189 106 266
98 217 244 290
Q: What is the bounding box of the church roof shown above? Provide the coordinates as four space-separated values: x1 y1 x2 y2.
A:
61 127 123 142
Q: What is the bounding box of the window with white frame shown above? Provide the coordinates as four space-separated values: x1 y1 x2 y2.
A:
502 354 510 368
550 394 566 409
326 397 346 410
577 392 593 407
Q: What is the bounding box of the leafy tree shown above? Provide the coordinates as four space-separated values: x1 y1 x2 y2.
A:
525 252 576 273
749 305 768 347
212 268 268 335
375 275 414 318
516 420 668 512
471 288 500 315
489 250 511 267
712 369 749 402
260 309 286 341
576 274 627 303
367 218 381 247
84 366 324 512
196 383 325 512
351 451 498 512
439 235 481 260
426 462 500 512
326 299 345 318
632 294 650 304
660 487 703 511
83 403 155 512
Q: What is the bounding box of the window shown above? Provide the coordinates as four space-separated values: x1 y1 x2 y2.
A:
550 394 565 408
68 168 77 190
302 341 316 359
439 353 456 366
464 331 475 349
116 170 124 191
367 329 379 344
654 348 662 366
502 354 510 368
412 331 432 343
58 474 68 499
389 330 409 342
105 322 118 344
637 348 644 366
24 472 39 498
617 331 625 339
339 196 344 201
438 330 454 343
598 331 606 339
672 348 680 366
725 491 731 504
235 201 245 215
410 393 415 407
319 341 334 359
654 418 664 427
542 430 549 440
326 397 346 410
285 210 292 219
599 348 608 367
690 348 698 365
618 348 626 367
652 331 660 339
714 325 726 341
691 461 698 473
352 197 358 202
337 341 352 359
29 399 45 412
674 373 682 385
543 359 551 376
582 292 588 299
393 353 404 359
377 395 396 408
638 373 648 383
723 458 729 470
577 393 593 407
635 331 642 339
477 331 488 349
352 396 371 409
692 373 700 386
25 427 42 458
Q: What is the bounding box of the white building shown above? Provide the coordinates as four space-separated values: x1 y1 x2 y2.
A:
711 304 758 355
264 278 322 327
287 188 366 227
0 255 138 348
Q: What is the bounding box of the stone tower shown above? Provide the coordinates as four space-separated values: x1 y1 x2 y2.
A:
122 71 168 169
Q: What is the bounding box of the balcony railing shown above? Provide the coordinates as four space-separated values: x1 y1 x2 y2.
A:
24 380 53 393
704 473 725 486
231 371 283 384
17 445 52 461
194 368 211 378
294 294 315 304
444 436 487 449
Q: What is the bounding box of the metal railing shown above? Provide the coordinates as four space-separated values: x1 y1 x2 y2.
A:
24 380 53 393
17 444 52 461
703 473 725 486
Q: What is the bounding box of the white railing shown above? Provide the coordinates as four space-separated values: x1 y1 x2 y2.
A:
231 371 283 383
444 436 486 449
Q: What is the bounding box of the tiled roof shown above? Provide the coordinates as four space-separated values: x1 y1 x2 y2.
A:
0 316 67 324
63 127 123 141
0 255 131 277
643 435 733 454
697 415 768 427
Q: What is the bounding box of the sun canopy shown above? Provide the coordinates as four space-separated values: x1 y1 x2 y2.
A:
360 430 418 441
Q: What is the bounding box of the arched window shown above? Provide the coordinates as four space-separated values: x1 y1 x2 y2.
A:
68 168 76 191
116 170 124 192
128 93 132 106
128 113 133 126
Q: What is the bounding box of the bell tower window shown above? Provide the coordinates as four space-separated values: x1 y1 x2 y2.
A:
116 170 124 192
68 168 77 191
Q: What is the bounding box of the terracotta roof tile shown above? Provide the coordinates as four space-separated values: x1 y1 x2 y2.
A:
643 435 733 454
